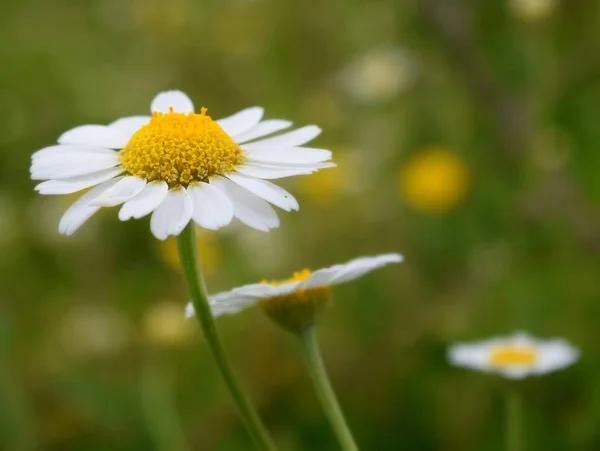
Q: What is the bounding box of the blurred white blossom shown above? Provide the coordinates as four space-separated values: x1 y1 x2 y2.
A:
340 47 416 104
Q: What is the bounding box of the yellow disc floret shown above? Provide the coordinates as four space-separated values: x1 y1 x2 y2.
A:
489 346 538 367
259 269 332 334
120 107 245 187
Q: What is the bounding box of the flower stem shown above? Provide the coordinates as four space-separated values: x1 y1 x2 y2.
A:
505 389 522 451
176 224 276 451
298 328 359 451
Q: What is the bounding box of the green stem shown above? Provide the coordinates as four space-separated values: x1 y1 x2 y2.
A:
299 328 359 451
505 389 522 451
176 224 276 451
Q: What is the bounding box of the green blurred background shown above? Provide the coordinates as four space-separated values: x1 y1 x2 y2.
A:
1 0 599 449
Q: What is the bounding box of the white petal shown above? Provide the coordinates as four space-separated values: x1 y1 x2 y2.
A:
244 147 332 165
187 181 234 230
217 107 264 137
226 174 299 211
244 125 321 148
150 188 193 240
211 178 279 232
34 168 123 195
58 125 129 149
330 253 403 285
236 163 319 180
119 181 169 220
185 302 195 319
58 177 122 236
233 283 279 298
302 265 345 289
91 176 147 207
234 120 292 143
534 340 579 374
109 115 151 139
31 153 121 180
32 144 116 161
150 90 194 114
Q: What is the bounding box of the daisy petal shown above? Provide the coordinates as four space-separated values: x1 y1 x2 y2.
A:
331 253 404 285
32 144 116 161
119 181 169 220
211 178 279 232
234 120 293 143
187 181 234 230
244 147 332 165
151 90 194 114
58 125 129 149
302 265 345 289
150 188 193 240
109 115 151 138
58 177 123 236
246 125 321 148
31 153 121 180
90 176 147 207
236 163 318 180
226 173 299 211
217 107 264 137
34 168 124 195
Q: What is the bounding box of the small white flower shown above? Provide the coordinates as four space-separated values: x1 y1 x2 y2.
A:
31 90 334 240
448 332 579 379
186 253 403 319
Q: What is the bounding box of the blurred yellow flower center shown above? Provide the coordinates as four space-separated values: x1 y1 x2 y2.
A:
120 107 245 187
259 268 332 334
259 268 331 308
489 346 537 367
264 269 312 286
400 148 469 214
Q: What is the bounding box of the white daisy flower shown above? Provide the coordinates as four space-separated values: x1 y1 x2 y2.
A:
448 332 579 379
31 90 335 240
186 253 403 332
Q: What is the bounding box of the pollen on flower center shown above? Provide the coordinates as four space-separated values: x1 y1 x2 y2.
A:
258 268 332 334
120 107 245 187
264 269 313 287
489 346 538 367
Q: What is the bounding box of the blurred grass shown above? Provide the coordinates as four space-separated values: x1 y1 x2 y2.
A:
1 0 600 449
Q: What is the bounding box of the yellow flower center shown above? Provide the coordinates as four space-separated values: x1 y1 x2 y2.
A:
489 346 538 367
263 269 313 286
259 269 332 334
120 107 245 187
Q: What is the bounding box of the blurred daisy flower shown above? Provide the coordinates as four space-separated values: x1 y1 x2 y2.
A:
186 253 403 334
340 47 417 104
31 90 334 240
448 332 579 379
508 0 558 22
399 146 469 214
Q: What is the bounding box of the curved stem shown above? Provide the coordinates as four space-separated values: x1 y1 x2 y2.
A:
176 224 276 451
299 328 359 451
505 389 522 451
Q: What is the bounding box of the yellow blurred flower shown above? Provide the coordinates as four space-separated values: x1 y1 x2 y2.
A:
399 147 469 214
158 230 221 275
508 0 558 22
143 302 195 346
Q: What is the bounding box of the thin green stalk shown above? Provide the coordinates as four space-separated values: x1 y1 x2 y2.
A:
505 389 522 451
299 328 359 451
176 223 276 451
